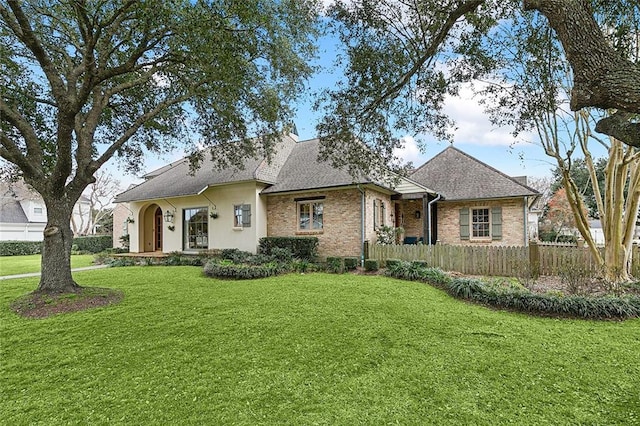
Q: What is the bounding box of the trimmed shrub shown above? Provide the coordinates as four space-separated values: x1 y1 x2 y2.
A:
73 235 113 253
364 259 379 272
258 237 318 261
326 257 345 274
220 249 252 263
203 259 283 280
0 240 42 256
270 247 293 262
384 258 402 268
344 257 359 270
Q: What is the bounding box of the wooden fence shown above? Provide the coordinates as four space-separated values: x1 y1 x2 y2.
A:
368 242 640 277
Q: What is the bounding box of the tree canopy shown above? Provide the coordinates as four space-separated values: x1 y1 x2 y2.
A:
0 0 320 292
317 0 640 175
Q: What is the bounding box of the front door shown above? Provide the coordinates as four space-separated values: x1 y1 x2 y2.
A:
154 207 163 251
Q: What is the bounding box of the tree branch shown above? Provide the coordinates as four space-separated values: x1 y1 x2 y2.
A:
594 112 640 148
0 98 44 168
524 0 640 113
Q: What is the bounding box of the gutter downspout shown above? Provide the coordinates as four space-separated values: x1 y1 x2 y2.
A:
427 193 442 245
523 196 529 246
357 185 366 267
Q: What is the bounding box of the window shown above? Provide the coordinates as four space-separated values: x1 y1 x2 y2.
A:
34 207 43 214
472 208 490 238
373 199 385 228
183 207 208 250
234 204 251 228
298 201 323 231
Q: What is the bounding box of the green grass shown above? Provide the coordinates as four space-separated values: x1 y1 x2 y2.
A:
2 267 640 424
0 254 95 276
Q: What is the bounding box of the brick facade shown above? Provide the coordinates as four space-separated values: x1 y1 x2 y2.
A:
266 187 393 258
436 198 527 246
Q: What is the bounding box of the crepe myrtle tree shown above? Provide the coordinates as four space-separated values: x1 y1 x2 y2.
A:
317 0 640 173
0 0 319 293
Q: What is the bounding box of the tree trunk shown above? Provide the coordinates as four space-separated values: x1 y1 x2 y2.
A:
37 200 81 294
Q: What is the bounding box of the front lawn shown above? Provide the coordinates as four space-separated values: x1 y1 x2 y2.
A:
0 254 95 276
1 267 639 424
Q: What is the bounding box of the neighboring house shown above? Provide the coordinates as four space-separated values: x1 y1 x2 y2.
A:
0 180 91 241
114 135 540 259
408 146 540 246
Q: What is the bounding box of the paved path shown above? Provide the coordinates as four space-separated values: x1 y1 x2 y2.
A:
0 264 109 281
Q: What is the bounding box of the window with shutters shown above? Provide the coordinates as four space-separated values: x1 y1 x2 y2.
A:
460 206 502 241
373 199 385 229
233 204 251 228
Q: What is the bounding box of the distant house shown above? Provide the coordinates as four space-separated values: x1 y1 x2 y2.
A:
114 135 540 259
0 180 91 241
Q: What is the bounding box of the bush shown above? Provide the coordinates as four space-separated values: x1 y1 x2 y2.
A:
384 261 449 286
344 257 359 270
384 258 402 268
444 277 640 320
0 240 42 256
364 259 379 272
220 249 252 263
258 237 318 261
270 247 293 262
203 259 283 280
326 257 345 274
73 235 112 253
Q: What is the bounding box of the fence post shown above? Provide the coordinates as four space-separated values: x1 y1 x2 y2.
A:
529 240 540 278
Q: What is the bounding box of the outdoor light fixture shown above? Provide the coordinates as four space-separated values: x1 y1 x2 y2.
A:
164 210 175 223
415 210 421 219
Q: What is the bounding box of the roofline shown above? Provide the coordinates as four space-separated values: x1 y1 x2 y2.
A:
413 146 541 196
262 181 404 196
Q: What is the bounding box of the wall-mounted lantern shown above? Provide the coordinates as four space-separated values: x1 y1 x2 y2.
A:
164 210 175 223
415 210 421 219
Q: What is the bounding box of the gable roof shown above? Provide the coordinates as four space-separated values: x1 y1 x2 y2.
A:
409 146 539 201
0 198 29 223
114 134 298 203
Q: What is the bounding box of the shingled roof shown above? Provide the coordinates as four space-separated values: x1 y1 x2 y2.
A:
409 146 539 201
262 138 376 194
114 134 298 203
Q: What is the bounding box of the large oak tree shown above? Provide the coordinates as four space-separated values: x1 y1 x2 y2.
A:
318 0 640 170
0 0 319 293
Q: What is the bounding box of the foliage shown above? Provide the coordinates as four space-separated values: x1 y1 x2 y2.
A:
72 236 113 254
384 261 450 286
5 268 640 423
375 225 403 245
343 257 359 270
203 259 284 280
550 158 607 218
326 257 345 274
258 237 319 261
384 258 402 268
0 1 320 292
220 249 252 264
541 188 587 242
0 241 42 256
363 259 379 272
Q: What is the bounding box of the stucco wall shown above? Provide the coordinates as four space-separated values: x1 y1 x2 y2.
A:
436 198 528 246
126 182 267 254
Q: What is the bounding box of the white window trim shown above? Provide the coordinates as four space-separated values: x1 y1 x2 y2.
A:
470 207 491 241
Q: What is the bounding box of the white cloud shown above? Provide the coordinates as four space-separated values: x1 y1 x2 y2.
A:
443 82 530 147
393 135 427 166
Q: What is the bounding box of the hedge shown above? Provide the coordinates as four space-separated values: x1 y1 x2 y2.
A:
0 241 42 256
258 237 318 260
73 235 113 253
1 235 113 256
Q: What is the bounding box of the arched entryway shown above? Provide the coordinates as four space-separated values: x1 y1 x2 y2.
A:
140 204 163 252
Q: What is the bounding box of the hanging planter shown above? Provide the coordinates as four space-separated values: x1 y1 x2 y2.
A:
210 211 219 219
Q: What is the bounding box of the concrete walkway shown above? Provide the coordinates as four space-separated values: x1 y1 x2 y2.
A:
0 264 110 281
